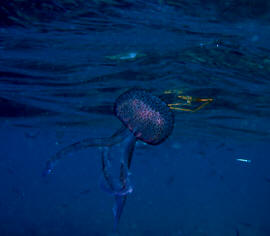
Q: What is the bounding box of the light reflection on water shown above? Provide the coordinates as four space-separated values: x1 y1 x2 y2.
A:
0 0 270 142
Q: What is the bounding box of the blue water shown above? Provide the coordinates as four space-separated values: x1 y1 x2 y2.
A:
0 1 270 235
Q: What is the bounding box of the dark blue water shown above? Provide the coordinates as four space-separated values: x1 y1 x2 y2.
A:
0 1 270 235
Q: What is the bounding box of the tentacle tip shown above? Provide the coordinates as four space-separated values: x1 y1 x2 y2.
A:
42 161 53 177
42 168 52 177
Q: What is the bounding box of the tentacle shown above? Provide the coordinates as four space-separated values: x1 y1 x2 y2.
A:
113 195 127 231
43 126 128 177
100 131 136 230
100 147 133 196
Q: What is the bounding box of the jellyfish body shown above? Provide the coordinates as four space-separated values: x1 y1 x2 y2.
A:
43 89 174 230
115 89 174 145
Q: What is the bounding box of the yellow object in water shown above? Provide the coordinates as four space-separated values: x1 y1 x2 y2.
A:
165 90 213 112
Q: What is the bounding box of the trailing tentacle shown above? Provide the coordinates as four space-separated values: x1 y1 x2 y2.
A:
43 126 127 176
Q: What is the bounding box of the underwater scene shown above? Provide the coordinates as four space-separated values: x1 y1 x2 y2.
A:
0 0 270 235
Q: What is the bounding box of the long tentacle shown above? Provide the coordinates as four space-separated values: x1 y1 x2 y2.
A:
113 132 136 231
113 195 127 231
112 137 135 231
43 126 127 176
100 132 136 230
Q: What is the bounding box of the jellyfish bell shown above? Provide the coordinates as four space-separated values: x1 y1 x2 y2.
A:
114 89 174 145
43 88 174 231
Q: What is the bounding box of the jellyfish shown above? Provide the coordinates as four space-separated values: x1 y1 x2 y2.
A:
43 88 174 230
